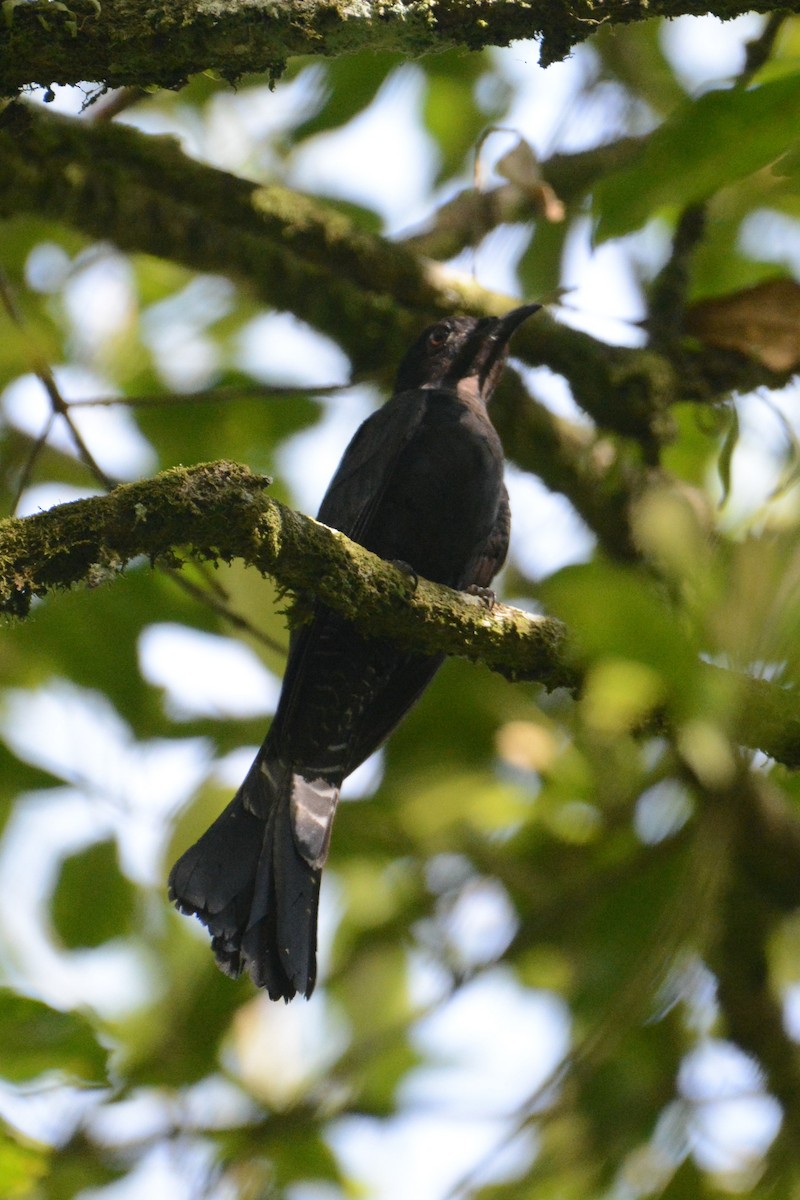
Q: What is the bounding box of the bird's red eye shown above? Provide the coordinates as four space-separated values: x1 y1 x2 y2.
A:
428 326 447 348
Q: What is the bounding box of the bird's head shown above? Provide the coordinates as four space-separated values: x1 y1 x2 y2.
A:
393 303 541 401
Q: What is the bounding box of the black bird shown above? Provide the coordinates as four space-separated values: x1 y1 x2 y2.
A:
168 303 540 1000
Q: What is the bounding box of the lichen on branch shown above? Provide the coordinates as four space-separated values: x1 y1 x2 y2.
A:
2 460 800 773
0 460 572 683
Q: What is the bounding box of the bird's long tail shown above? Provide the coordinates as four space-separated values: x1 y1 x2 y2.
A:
168 753 338 1000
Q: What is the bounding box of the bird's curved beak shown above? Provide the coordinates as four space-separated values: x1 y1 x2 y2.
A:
478 302 541 386
494 302 542 344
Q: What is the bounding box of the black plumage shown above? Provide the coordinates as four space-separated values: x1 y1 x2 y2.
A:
168 304 540 1000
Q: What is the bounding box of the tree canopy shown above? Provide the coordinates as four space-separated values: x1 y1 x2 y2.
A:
2 4 800 1198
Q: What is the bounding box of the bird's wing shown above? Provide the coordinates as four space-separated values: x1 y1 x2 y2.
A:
465 483 511 589
268 388 434 775
316 388 429 540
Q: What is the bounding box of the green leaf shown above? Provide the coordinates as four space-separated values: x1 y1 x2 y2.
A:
593 20 688 116
119 928 242 1088
594 71 800 241
540 561 696 690
288 53 402 145
0 1126 48 1198
39 1132 124 1200
264 1126 342 1186
0 1128 47 1195
517 215 568 300
0 743 64 836
51 840 137 949
0 992 107 1084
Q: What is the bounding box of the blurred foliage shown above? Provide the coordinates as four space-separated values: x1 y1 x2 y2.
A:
3 10 800 1200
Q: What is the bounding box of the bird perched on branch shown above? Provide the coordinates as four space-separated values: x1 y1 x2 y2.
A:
169 303 540 1000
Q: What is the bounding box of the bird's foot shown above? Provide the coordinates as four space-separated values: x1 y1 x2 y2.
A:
466 584 496 609
391 560 419 592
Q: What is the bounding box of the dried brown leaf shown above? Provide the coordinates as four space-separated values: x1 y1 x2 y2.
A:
496 137 565 222
685 277 800 372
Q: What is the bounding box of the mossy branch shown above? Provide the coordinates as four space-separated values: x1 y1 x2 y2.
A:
0 460 572 683
2 460 800 773
1 102 793 448
0 0 792 96
1 98 794 581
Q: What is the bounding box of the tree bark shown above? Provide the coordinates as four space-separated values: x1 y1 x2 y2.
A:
1 103 788 417
3 459 800 771
0 0 783 97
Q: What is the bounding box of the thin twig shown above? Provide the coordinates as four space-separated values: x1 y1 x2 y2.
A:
165 567 287 658
742 13 786 83
65 381 348 409
0 268 117 493
89 86 146 123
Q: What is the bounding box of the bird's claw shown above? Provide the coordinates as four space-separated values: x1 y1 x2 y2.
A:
466 584 496 609
392 560 419 592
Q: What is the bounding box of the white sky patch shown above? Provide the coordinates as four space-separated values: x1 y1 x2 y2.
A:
0 787 156 1014
506 464 595 578
634 780 693 844
0 680 211 1013
143 274 236 332
212 745 263 790
290 65 437 231
138 275 235 391
236 311 351 387
408 969 570 1116
440 877 518 969
513 361 594 426
1 680 209 875
0 1078 104 1149
121 70 324 177
213 743 382 802
784 982 800 1042
138 624 282 719
340 750 384 801
202 72 325 176
739 208 800 276
493 42 600 157
67 1137 221 1200
150 331 221 391
679 1039 782 1172
329 1111 536 1200
24 241 72 294
443 220 534 299
62 251 138 351
14 482 105 518
227 991 348 1109
326 971 567 1197
661 14 767 92
27 84 86 115
559 217 648 345
277 387 379 515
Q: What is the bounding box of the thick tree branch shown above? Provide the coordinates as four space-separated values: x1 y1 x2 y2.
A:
1 102 792 447
2 461 800 773
0 460 572 682
0 0 784 97
0 102 440 377
0 103 680 562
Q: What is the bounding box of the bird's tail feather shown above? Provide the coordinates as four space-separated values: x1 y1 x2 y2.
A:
168 755 336 1000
